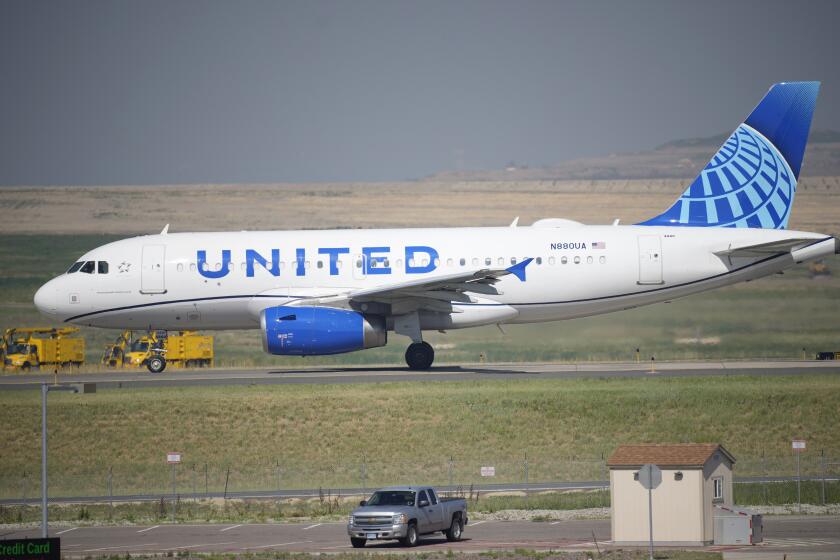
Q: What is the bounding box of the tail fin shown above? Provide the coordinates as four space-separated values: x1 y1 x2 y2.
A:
640 81 820 229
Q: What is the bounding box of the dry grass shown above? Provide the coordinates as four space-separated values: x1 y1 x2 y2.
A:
2 177 839 235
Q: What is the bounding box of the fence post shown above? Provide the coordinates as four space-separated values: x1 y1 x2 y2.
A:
171 463 177 522
762 452 768 505
22 471 27 502
204 463 208 497
821 449 826 506
223 466 230 500
276 460 281 494
524 452 529 509
108 466 113 509
192 464 197 502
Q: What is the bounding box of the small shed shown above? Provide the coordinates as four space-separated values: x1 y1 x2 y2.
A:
608 443 736 546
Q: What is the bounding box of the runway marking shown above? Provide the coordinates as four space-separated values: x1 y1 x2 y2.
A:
302 523 322 530
172 542 236 550
251 540 312 549
550 521 562 525
83 543 158 552
470 521 488 526
137 525 160 533
763 538 837 547
323 545 353 549
220 524 242 532
56 527 78 535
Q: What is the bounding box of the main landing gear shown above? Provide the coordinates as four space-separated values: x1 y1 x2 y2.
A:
405 341 434 370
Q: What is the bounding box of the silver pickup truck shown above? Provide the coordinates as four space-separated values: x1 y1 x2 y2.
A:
347 486 468 547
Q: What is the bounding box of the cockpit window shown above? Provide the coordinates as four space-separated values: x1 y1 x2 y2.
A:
98 261 109 274
67 262 84 274
79 261 95 274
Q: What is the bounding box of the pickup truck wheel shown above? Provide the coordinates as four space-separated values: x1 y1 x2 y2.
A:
399 523 419 547
147 356 166 373
445 516 463 542
350 538 366 548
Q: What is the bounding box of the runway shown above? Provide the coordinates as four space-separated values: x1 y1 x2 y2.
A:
3 516 838 557
0 360 838 390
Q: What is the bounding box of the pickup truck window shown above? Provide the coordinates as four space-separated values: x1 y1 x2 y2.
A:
418 490 429 505
366 490 415 506
428 488 438 505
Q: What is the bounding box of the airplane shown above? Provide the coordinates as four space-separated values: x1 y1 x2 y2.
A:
34 81 838 372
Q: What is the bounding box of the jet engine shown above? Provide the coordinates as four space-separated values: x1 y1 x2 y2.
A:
260 306 386 356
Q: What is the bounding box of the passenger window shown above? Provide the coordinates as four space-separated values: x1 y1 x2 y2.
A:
446 258 453 267
418 490 429 505
549 256 556 265
67 262 83 274
561 256 568 265
511 257 517 265
485 258 491 266
80 261 95 274
587 256 593 264
190 263 196 272
536 257 542 265
472 258 479 266
177 263 184 272
574 256 581 264
600 256 606 264
459 258 466 266
428 489 438 505
317 260 324 269
498 257 504 265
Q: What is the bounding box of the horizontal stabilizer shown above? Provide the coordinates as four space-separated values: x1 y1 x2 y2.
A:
714 238 819 258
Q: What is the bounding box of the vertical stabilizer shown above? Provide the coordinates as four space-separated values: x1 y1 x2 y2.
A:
640 82 819 229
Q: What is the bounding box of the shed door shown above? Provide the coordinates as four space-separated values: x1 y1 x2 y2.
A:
141 245 167 294
637 236 663 285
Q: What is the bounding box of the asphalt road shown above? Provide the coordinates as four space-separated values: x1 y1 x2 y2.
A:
1 360 839 391
2 517 838 557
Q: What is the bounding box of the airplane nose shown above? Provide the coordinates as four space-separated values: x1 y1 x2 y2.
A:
34 282 58 317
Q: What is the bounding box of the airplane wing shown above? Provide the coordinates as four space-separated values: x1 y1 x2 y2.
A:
714 238 819 258
287 258 533 314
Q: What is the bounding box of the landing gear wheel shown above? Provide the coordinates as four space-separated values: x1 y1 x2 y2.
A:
147 356 166 373
350 538 366 548
399 523 419 547
405 342 434 370
445 516 463 541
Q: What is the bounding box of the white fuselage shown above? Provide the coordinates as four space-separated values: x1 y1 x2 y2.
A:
34 224 836 333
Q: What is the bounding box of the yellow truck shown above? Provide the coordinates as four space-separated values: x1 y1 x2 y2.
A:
120 330 213 373
2 328 85 372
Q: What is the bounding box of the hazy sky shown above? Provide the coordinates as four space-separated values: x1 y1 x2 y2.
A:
1 0 839 185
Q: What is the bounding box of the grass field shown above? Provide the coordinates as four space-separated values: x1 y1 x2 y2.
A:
1 375 838 499
2 234 840 368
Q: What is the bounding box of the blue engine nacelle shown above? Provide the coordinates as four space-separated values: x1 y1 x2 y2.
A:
260 306 387 356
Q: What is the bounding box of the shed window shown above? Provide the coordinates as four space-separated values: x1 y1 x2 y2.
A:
713 476 723 501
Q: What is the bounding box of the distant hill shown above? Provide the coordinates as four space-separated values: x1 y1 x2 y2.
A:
428 129 840 181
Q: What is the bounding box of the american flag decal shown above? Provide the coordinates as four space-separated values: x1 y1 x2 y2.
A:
592 242 606 249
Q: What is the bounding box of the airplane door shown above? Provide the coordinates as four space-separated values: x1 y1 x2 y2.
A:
141 245 167 294
637 236 663 285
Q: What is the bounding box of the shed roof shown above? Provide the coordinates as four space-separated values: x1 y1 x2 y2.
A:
607 443 735 468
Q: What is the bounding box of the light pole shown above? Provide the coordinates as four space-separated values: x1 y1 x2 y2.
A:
41 382 95 538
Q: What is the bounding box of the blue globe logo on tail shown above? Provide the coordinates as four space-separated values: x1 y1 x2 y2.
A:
640 81 819 230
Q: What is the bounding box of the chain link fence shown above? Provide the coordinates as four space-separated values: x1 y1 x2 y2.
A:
2 453 838 507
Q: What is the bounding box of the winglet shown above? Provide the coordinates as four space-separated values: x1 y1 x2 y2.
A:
506 257 533 281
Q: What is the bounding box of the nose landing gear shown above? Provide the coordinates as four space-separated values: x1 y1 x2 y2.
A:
405 341 434 370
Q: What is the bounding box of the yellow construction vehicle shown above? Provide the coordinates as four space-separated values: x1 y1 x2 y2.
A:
101 330 132 367
2 328 85 372
121 330 213 373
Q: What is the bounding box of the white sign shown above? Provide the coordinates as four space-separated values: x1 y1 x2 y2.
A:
792 440 806 451
638 463 662 489
480 466 495 477
167 452 182 464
